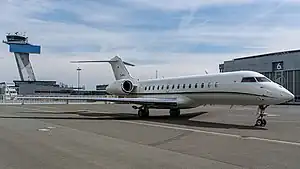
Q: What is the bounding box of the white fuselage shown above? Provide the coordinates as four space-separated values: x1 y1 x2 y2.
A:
107 71 294 109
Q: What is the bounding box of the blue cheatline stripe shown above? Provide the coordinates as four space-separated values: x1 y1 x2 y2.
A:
131 91 274 98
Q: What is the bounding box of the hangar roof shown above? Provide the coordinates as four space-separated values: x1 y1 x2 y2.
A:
234 49 300 61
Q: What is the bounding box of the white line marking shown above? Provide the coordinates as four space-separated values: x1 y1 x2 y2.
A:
266 114 280 117
38 128 50 132
247 137 300 146
269 120 300 123
118 120 300 146
117 120 241 138
47 126 56 129
12 105 300 146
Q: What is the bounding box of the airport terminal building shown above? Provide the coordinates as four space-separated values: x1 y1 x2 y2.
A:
219 49 300 102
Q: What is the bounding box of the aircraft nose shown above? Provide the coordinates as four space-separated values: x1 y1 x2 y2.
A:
281 89 295 102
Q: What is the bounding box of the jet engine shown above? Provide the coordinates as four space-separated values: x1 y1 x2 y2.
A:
106 79 135 95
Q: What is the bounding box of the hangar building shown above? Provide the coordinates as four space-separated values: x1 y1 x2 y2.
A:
219 49 300 102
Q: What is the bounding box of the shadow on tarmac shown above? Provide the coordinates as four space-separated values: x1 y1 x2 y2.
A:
0 109 267 130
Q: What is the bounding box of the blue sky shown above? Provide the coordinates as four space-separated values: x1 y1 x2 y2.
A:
1 0 300 89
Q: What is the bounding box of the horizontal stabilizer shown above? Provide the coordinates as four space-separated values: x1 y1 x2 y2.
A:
70 55 135 80
70 60 135 66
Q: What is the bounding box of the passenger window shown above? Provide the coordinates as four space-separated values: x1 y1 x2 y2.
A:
157 86 160 90
145 86 147 90
241 77 257 82
177 84 180 89
172 84 175 89
189 84 191 88
195 83 198 88
167 85 169 89
208 82 211 88
201 83 204 88
152 86 155 90
161 85 164 90
148 86 151 90
215 82 218 87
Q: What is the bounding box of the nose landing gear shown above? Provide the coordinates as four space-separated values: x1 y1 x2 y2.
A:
255 105 268 127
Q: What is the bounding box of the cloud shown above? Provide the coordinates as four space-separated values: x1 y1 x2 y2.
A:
0 0 300 89
124 0 253 11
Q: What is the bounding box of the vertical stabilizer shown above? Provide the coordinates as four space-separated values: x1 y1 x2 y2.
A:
109 56 134 80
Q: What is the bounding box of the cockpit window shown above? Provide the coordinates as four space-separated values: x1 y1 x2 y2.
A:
255 77 271 82
241 77 257 82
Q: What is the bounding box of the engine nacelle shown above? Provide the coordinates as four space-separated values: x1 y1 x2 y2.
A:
106 79 135 95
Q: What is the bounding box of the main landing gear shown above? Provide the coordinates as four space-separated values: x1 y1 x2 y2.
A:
133 105 149 118
132 106 181 118
138 107 149 118
255 105 269 127
169 108 180 117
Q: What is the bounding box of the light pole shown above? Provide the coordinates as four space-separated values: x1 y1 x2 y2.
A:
77 67 81 91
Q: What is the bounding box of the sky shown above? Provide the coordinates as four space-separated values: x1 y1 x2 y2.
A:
1 0 300 90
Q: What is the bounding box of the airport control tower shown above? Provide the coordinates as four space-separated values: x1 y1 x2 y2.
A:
3 32 41 81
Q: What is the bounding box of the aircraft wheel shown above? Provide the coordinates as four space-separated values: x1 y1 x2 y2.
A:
138 108 149 118
169 109 180 117
255 119 262 126
255 119 266 127
262 119 267 127
144 108 149 117
138 109 143 117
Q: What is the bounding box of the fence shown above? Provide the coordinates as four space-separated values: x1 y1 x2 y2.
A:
0 94 116 105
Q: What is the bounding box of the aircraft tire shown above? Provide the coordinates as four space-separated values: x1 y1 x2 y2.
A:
169 109 180 117
255 119 266 127
262 119 267 126
138 109 149 118
255 119 262 126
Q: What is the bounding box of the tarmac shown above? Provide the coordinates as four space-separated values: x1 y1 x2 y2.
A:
0 103 299 169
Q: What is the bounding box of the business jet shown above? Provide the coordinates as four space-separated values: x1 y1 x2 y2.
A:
17 56 294 127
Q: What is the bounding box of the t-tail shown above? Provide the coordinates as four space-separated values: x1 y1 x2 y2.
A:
70 56 136 81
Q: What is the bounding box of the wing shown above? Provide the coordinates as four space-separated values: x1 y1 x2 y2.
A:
16 96 178 106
